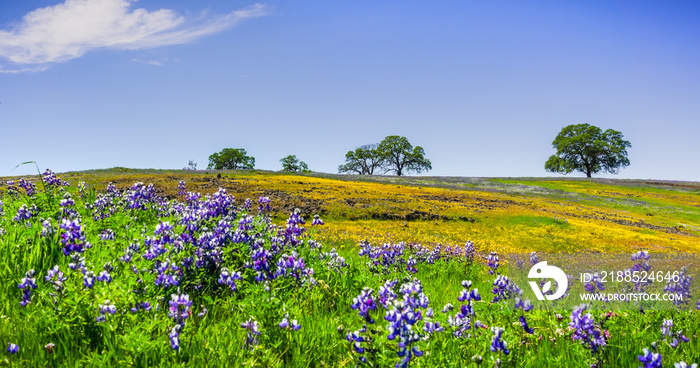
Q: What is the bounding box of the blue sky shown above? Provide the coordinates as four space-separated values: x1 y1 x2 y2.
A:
1 0 699 180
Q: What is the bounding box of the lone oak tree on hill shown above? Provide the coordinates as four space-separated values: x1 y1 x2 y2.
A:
207 148 255 170
545 124 631 178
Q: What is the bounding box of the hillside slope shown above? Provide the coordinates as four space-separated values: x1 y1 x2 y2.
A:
10 168 695 254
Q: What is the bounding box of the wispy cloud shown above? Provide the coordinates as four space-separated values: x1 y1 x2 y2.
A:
0 66 49 74
0 0 269 69
132 58 164 66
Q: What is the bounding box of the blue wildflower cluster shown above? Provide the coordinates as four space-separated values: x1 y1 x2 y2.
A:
2 172 323 353
664 267 693 308
638 346 663 368
447 280 482 337
487 251 499 275
359 240 476 275
18 269 37 307
629 251 653 292
569 304 607 354
660 319 689 348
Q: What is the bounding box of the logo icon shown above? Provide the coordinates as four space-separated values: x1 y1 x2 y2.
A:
528 261 568 301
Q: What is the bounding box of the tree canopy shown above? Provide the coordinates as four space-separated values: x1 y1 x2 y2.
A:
339 136 431 176
280 155 309 173
337 144 385 175
545 124 631 177
207 148 255 170
376 136 431 176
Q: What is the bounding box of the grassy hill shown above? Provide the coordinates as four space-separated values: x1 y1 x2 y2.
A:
48 168 700 254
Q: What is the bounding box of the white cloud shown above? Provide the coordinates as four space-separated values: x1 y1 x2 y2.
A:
0 66 48 74
132 58 164 66
0 0 269 67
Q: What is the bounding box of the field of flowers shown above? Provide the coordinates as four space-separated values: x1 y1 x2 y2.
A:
1 168 699 367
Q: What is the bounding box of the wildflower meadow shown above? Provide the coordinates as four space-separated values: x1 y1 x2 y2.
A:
1 169 699 367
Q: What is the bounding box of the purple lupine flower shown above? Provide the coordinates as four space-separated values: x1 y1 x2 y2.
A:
218 267 243 291
674 363 698 368
569 304 606 353
487 252 499 275
584 272 606 295
242 198 252 211
68 253 85 271
18 178 36 196
638 348 662 368
319 247 349 272
177 180 186 196
664 267 692 308
59 218 90 255
441 303 454 313
18 269 37 307
448 280 481 337
311 214 324 226
100 229 115 241
125 182 157 210
154 260 181 288
238 215 254 231
119 242 140 263
96 263 113 283
258 197 271 213
248 246 275 282
185 191 201 204
490 327 510 355
514 297 533 312
423 321 444 334
463 241 475 263
279 315 302 330
59 194 77 218
45 265 67 292
7 343 18 355
87 193 118 221
661 319 674 337
18 269 37 289
458 281 481 302
197 305 207 318
13 204 33 222
629 251 652 292
519 315 534 334
383 278 431 367
346 330 366 355
529 251 539 265
41 220 54 238
660 319 689 348
43 169 66 187
169 324 181 351
96 300 116 322
130 302 153 313
168 290 192 326
241 317 261 348
351 287 378 324
492 275 510 303
406 256 417 273
83 270 96 289
275 251 311 281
